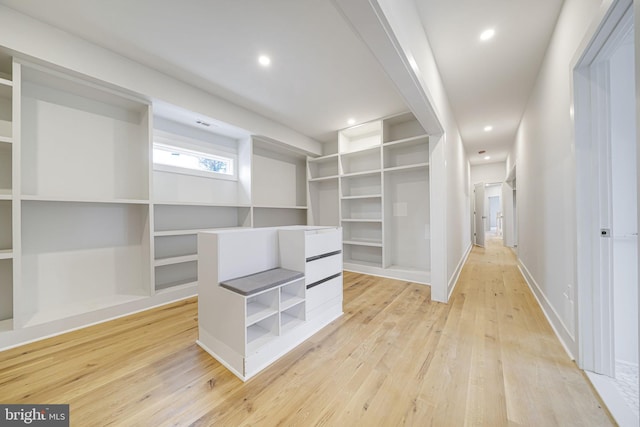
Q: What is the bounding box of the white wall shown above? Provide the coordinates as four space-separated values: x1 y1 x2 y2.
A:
0 6 322 156
508 0 607 357
470 162 506 185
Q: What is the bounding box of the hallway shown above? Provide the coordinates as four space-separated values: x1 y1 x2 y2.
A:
0 236 614 425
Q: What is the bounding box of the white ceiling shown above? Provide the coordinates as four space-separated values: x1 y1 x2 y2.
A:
0 0 564 164
417 0 564 164
0 0 408 143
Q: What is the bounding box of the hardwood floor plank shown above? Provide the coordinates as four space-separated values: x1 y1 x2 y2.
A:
0 237 613 426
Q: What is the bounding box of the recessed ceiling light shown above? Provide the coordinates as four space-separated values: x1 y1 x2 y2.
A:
347 118 356 126
258 55 271 67
484 155 491 160
484 125 493 132
480 28 495 41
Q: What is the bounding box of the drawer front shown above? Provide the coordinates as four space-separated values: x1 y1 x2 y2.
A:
306 229 341 259
307 275 343 312
306 254 342 285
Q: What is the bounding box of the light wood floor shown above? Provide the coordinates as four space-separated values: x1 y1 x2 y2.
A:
0 236 613 426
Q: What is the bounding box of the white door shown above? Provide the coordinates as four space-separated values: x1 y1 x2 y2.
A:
502 182 515 247
474 183 485 247
574 5 638 423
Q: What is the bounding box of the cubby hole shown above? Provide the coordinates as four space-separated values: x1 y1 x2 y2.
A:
280 279 305 311
308 179 339 226
383 168 430 271
154 204 251 232
383 112 426 143
19 201 151 327
341 197 382 221
246 312 278 353
308 155 339 180
342 221 382 246
154 234 197 260
0 142 11 194
0 259 12 328
339 121 381 153
0 200 11 251
281 303 305 333
155 261 197 291
341 173 381 198
253 138 306 208
340 147 381 175
20 65 149 201
343 244 382 268
253 207 306 227
246 289 279 326
383 137 429 169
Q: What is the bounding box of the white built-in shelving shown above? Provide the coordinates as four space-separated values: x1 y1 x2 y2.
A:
306 111 431 283
0 53 14 332
0 48 323 350
12 56 153 329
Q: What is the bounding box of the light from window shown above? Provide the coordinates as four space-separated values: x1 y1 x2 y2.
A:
153 143 234 178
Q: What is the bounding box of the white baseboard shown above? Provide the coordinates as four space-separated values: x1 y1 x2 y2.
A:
585 370 639 427
517 261 576 360
448 242 473 300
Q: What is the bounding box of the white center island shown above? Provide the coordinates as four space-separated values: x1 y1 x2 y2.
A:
197 226 343 381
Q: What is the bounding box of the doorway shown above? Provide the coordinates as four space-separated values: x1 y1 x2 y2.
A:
474 183 502 246
574 0 638 423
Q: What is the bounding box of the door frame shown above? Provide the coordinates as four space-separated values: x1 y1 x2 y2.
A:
473 183 486 247
573 0 634 375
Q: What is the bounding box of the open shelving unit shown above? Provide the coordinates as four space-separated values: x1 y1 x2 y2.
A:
307 112 431 283
13 58 153 329
0 49 324 350
198 226 342 381
20 64 150 202
252 137 308 227
18 200 152 328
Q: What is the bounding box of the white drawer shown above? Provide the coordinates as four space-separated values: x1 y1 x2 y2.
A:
305 229 341 259
306 275 342 312
306 254 342 285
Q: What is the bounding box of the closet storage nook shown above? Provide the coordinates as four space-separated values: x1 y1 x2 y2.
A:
197 226 342 381
0 52 314 350
307 112 431 284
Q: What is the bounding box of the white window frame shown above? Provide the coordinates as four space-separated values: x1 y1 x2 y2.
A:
153 132 238 181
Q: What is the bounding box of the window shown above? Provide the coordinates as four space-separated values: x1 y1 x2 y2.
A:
153 135 237 181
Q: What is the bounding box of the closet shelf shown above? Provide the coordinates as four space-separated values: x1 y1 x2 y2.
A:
339 145 381 156
20 195 151 205
253 205 308 210
341 170 381 178
343 239 383 248
0 249 13 260
154 227 249 237
383 162 429 173
308 175 339 182
154 254 198 267
153 201 251 208
0 136 12 144
308 153 339 162
340 194 381 200
383 134 428 147
155 279 198 292
341 218 382 223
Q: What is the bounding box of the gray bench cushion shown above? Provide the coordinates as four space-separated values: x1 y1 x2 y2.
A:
220 268 304 296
